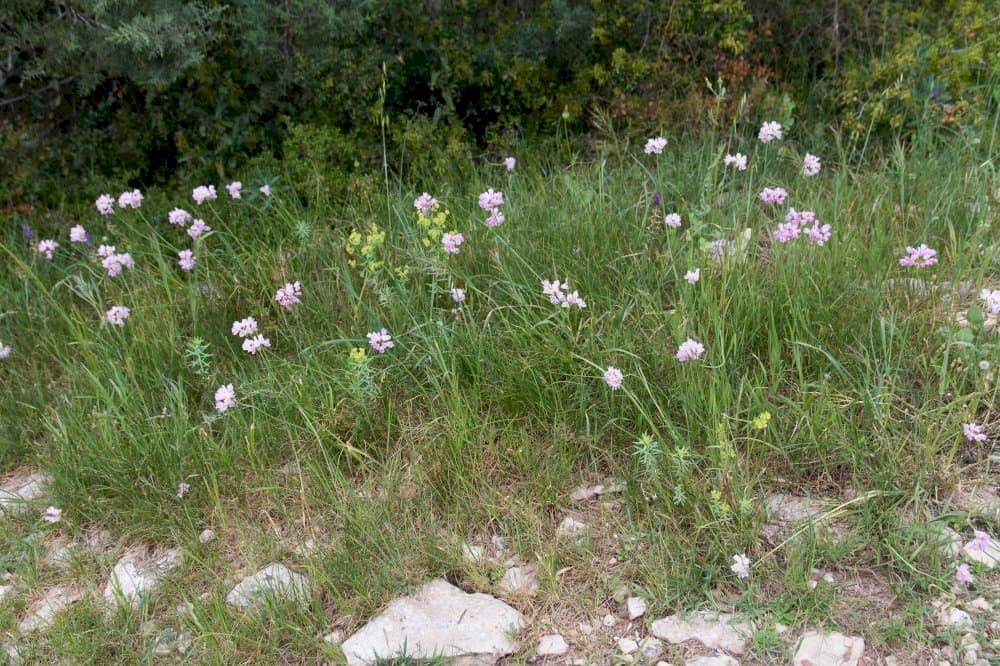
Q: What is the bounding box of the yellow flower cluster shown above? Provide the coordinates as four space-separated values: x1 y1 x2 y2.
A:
416 204 449 249
345 223 386 274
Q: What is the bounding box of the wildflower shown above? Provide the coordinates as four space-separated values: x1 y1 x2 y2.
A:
562 291 587 309
441 232 464 255
192 185 217 205
231 317 259 338
542 279 565 304
0 344 10 359
504 156 516 172
759 187 788 205
241 334 271 355
178 249 196 271
604 366 623 390
731 553 751 578
899 244 937 268
37 239 58 260
187 218 211 239
367 328 394 353
802 153 822 176
227 181 242 199
485 210 505 228
451 288 466 303
806 222 832 245
43 506 62 523
259 184 271 197
102 252 134 277
106 306 131 327
758 121 782 143
95 194 115 216
981 289 1000 315
773 222 801 243
644 136 667 154
665 212 682 228
676 338 705 363
684 269 700 284
980 360 991 371
752 411 771 430
214 384 236 412
955 563 974 585
118 189 143 209
97 244 116 258
652 192 662 208
70 225 88 243
168 208 192 226
785 208 816 226
22 225 35 240
963 422 987 442
275 281 302 308
478 188 504 211
177 482 191 499
414 192 438 215
724 153 748 171
968 530 992 552
349 347 367 362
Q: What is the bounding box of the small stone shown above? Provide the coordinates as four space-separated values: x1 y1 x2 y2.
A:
556 516 588 539
198 529 216 544
822 572 835 584
225 563 310 609
538 634 569 656
884 657 901 666
42 537 77 571
104 545 184 608
649 612 753 656
685 656 740 666
775 623 789 635
792 631 864 666
939 607 973 629
323 629 345 645
618 638 638 654
499 564 539 596
626 596 647 620
571 485 600 502
639 637 663 660
603 614 616 627
612 584 629 603
573 660 585 666
461 542 485 563
0 471 50 517
968 597 993 612
18 586 82 633
0 585 13 603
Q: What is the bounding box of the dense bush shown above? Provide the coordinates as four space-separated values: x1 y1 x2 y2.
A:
1 1 996 206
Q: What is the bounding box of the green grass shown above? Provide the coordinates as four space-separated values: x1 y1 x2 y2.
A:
0 122 998 663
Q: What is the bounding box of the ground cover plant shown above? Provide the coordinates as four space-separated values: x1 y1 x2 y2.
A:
0 113 998 663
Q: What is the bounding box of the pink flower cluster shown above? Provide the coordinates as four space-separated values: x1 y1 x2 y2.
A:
178 249 196 271
0 343 11 359
106 306 131 327
275 281 302 308
231 316 270 354
187 219 211 239
684 269 700 284
542 279 587 309
36 239 59 260
759 187 788 205
665 213 682 228
758 121 782 143
242 335 271 355
981 288 1000 315
724 153 748 171
169 208 192 226
70 225 88 243
504 156 516 172
604 366 623 390
731 553 751 578
478 188 505 227
414 192 438 216
676 338 705 362
367 328 394 353
43 506 62 523
101 250 135 277
118 189 143 209
773 208 831 245
227 181 242 199
451 288 466 303
192 185 217 205
644 136 667 155
802 153 822 176
215 384 236 413
441 232 464 255
898 244 937 268
963 422 987 443
95 194 115 216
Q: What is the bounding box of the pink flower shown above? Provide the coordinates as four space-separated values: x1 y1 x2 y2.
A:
773 222 800 243
176 482 191 499
478 189 504 211
214 384 236 413
414 192 438 215
367 328 394 353
106 306 131 327
676 338 705 362
242 334 271 355
504 156 516 172
758 121 783 143
541 279 585 309
802 153 821 176
563 291 587 309
70 225 88 243
227 181 242 199
968 530 992 552
665 213 682 228
963 422 987 442
43 506 62 523
102 252 134 277
955 563 974 585
192 185 217 205
785 208 816 226
451 288 466 303
441 232 464 255
275 281 302 308
259 184 271 197
168 208 192 226
644 136 667 154
117 189 143 209
724 153 748 171
37 239 58 260
731 553 751 578
759 187 788 205
899 244 937 268
187 218 211 239
806 223 832 245
178 249 196 271
604 366 623 390
0 344 10 359
684 269 700 284
95 194 115 216
231 317 259 338
97 244 116 258
485 210 505 228
981 289 1000 315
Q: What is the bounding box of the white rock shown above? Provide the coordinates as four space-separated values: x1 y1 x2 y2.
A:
953 486 1000 524
571 485 601 502
103 545 184 608
603 614 617 627
0 585 13 603
198 529 216 544
557 516 588 539
962 540 1000 569
685 656 740 666
968 597 993 612
939 607 973 629
498 564 538 595
42 537 77 571
3 643 22 665
775 623 789 635
639 637 664 660
225 563 310 609
618 638 638 654
649 612 753 656
0 471 50 517
340 579 524 666
538 634 569 656
461 542 485 563
626 596 647 619
763 494 844 543
18 586 82 633
578 622 594 635
792 631 865 666
323 629 345 645
925 524 963 559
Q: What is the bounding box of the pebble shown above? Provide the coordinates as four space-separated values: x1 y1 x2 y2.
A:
617 638 638 654
537 634 569 656
199 529 216 544
626 596 647 620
